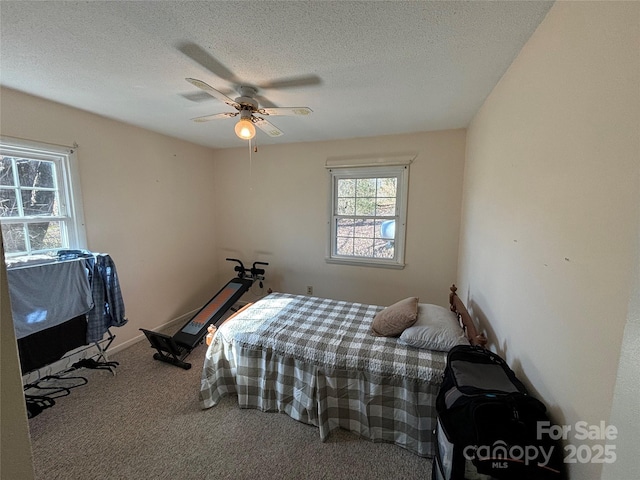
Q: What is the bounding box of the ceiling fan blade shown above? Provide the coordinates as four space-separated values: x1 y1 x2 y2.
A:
253 117 284 137
258 107 313 117
177 42 240 84
191 112 238 122
185 78 240 109
257 74 322 90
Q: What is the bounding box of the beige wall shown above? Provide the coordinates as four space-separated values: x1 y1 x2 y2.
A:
0 87 222 476
459 2 640 479
0 87 221 349
211 129 466 307
1 243 35 479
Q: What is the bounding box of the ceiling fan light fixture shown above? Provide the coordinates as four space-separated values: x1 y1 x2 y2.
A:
234 118 256 140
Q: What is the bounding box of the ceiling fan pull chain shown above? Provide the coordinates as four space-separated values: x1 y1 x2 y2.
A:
248 138 253 191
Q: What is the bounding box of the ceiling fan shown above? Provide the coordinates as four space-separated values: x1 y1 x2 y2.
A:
185 78 313 140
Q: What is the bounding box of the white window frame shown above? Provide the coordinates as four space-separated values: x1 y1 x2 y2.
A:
326 163 409 269
0 136 87 260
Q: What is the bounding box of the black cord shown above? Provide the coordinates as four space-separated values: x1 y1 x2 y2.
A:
25 394 56 418
24 374 89 399
23 356 119 417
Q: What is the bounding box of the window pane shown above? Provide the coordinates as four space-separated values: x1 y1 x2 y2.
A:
0 158 15 186
352 237 374 257
355 197 375 216
28 221 63 251
334 178 398 259
336 218 355 237
17 159 56 188
375 198 396 216
356 178 376 197
377 219 395 240
377 177 397 196
0 189 19 217
337 178 355 197
1 223 26 253
21 189 58 216
337 198 355 215
354 218 374 238
336 236 354 256
374 239 394 259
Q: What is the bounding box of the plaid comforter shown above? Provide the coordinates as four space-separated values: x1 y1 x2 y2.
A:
200 292 447 457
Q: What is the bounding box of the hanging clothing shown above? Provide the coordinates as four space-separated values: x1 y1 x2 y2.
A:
86 254 127 342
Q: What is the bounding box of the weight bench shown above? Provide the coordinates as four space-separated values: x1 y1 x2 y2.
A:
140 277 252 369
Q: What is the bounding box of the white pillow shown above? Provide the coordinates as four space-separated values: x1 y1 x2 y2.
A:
398 303 468 352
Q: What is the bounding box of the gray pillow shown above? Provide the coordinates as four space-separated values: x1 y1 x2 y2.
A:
371 297 419 337
398 303 468 351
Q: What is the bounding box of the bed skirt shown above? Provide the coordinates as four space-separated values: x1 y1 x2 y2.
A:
200 341 439 457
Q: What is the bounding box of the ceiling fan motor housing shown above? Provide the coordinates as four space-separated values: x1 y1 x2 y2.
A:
239 109 253 121
236 86 259 111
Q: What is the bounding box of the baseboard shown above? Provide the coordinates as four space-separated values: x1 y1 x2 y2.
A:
112 300 250 354
109 307 201 355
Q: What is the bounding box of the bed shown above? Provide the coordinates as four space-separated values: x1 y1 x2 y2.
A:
199 285 485 457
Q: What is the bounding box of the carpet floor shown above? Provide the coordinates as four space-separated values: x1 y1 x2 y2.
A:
27 327 433 480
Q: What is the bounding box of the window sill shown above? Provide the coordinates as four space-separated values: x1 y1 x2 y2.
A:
325 257 405 269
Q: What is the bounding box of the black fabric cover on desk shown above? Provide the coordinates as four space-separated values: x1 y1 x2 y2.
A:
17 314 87 374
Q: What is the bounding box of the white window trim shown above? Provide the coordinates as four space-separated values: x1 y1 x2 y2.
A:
0 136 87 258
326 163 410 269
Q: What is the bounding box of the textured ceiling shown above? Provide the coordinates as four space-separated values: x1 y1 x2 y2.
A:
0 1 553 149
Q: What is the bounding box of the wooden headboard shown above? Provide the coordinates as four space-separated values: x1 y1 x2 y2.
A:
449 284 487 348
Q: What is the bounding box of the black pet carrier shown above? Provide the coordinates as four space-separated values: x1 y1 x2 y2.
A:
433 345 564 480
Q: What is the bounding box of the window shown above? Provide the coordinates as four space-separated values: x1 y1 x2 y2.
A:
327 164 409 268
0 138 86 261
